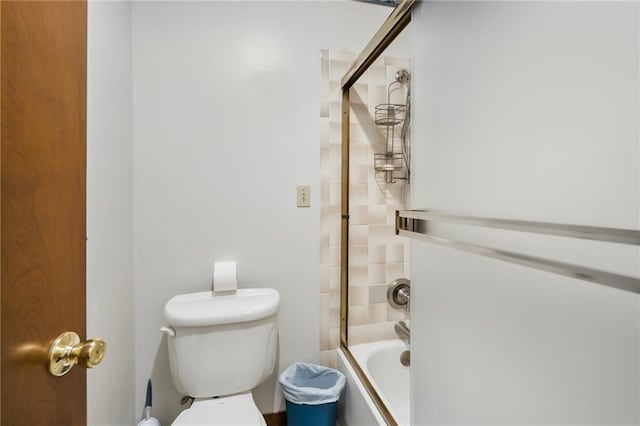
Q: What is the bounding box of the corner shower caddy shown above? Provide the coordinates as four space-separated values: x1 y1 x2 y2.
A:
374 69 411 184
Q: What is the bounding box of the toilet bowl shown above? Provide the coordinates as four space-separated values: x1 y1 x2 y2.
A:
162 289 279 426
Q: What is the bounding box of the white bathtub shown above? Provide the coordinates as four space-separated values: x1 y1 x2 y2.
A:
337 340 410 426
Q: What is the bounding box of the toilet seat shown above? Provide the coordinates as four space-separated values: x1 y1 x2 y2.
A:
172 392 266 426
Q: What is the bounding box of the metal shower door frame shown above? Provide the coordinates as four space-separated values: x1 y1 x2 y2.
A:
338 1 415 424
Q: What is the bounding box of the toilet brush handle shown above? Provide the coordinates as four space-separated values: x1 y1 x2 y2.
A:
146 380 153 407
145 379 153 419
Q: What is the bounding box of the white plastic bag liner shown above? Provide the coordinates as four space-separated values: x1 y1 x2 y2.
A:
278 362 346 405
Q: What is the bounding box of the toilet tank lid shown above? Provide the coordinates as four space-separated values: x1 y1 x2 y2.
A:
164 289 280 327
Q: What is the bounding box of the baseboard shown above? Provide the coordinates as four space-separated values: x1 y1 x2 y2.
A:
263 410 287 426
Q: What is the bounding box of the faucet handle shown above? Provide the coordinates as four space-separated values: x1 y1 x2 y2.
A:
387 278 410 312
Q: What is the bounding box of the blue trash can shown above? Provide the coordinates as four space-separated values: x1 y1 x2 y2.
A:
278 362 346 426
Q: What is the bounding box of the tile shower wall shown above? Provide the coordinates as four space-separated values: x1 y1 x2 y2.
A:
319 50 410 367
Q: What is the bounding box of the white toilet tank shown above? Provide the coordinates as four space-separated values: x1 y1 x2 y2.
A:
163 289 279 398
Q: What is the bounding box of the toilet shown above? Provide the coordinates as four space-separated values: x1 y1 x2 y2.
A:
161 288 280 425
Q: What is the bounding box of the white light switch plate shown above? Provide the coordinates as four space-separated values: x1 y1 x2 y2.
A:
297 185 310 207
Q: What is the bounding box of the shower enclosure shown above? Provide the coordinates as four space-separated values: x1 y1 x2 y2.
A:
334 1 640 425
335 2 415 425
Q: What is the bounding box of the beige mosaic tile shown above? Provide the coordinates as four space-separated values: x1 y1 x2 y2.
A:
352 83 368 105
368 204 387 225
369 322 397 342
328 205 340 224
328 81 341 102
328 246 340 267
329 288 340 310
319 293 330 323
349 285 369 306
387 303 408 321
329 327 340 349
350 205 368 225
320 235 330 265
351 164 369 186
320 50 411 352
368 264 386 284
329 183 341 206
348 305 369 326
329 161 341 185
368 244 386 265
329 307 340 327
328 224 341 248
349 225 369 246
349 245 368 267
350 123 370 146
386 243 404 264
320 147 330 176
319 350 338 369
368 84 387 110
368 284 388 305
320 323 330 351
329 121 341 145
348 325 370 346
367 64 386 87
350 143 368 163
329 266 340 291
320 61 330 118
320 178 329 206
350 184 368 206
320 265 329 294
386 263 404 283
320 119 330 148
368 183 388 205
329 141 341 160
349 265 368 287
368 224 387 246
329 50 354 62
329 102 342 126
369 303 387 324
329 60 349 81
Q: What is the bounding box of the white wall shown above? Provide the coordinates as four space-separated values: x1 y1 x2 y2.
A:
87 1 135 425
131 2 390 423
410 2 640 424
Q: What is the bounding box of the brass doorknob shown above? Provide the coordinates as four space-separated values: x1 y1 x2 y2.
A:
48 331 106 377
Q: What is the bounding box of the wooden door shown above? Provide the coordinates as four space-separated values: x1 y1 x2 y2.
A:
1 1 87 424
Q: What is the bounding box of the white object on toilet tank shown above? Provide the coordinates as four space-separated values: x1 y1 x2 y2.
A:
212 261 237 294
163 289 279 398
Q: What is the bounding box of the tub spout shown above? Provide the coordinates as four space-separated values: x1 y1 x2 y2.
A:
394 320 410 345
